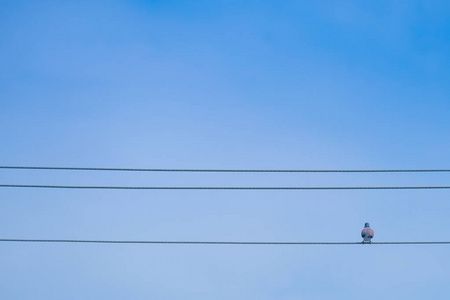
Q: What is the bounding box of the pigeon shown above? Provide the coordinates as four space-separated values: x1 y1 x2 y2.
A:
361 222 374 243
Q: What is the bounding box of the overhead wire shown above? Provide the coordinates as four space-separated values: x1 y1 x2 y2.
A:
1 166 450 173
1 184 450 190
0 239 449 245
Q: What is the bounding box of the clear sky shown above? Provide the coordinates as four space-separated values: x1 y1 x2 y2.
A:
1 1 450 299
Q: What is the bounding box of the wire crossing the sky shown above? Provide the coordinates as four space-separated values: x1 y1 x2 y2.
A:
0 239 449 245
1 184 450 190
2 166 450 173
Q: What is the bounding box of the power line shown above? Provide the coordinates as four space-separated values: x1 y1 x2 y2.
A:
1 166 450 173
1 184 450 190
0 239 449 245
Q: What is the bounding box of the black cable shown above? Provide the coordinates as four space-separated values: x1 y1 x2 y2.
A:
1 166 450 173
1 184 450 190
0 239 449 245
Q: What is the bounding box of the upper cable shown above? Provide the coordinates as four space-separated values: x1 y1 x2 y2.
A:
1 166 450 173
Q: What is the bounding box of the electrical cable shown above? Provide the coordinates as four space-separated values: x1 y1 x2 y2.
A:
1 166 450 173
0 239 449 245
1 184 450 190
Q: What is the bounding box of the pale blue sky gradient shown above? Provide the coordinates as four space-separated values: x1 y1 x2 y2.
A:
1 1 450 299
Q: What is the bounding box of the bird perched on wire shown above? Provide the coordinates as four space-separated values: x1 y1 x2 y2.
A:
361 223 374 243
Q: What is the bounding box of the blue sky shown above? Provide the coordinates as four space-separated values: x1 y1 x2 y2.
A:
1 1 450 299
